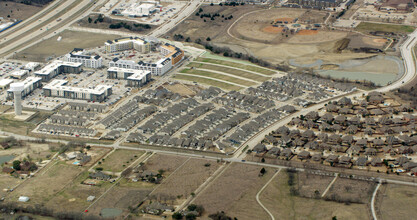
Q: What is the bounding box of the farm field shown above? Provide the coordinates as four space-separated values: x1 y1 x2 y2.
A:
98 149 145 173
15 30 122 62
260 171 371 220
173 74 244 91
193 163 275 219
150 158 221 205
379 184 417 220
355 22 416 34
180 68 255 87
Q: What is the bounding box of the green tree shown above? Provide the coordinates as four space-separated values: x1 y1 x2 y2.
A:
88 17 92 23
261 158 265 163
260 168 266 175
13 160 21 170
172 212 183 219
185 213 197 220
206 37 211 41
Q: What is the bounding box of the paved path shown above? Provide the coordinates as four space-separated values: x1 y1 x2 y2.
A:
256 169 281 220
191 61 275 77
321 174 338 198
371 182 382 220
190 67 260 84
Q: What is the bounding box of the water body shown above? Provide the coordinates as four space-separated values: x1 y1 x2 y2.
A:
0 155 15 165
289 55 403 86
100 208 123 218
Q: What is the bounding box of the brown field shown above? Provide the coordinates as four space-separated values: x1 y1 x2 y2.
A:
324 177 376 204
99 149 144 172
15 30 122 62
379 184 417 220
163 83 196 96
141 154 188 176
9 162 84 205
297 29 318 35
150 158 220 204
0 2 42 21
260 171 370 220
193 163 275 219
262 26 284 33
0 174 22 194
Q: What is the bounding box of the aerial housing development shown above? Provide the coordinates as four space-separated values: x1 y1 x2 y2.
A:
1 0 417 219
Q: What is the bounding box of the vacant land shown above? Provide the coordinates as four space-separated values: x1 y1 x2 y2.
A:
150 158 220 204
77 14 155 34
260 171 370 219
180 68 255 87
195 57 277 75
0 174 22 195
296 172 335 198
355 22 415 34
9 162 84 205
173 74 244 91
186 62 270 82
193 163 275 219
0 2 43 21
163 83 196 96
324 177 376 204
99 149 144 173
379 184 417 220
15 30 122 62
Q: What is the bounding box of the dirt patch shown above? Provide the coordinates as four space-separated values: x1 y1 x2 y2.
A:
374 38 388 44
163 82 196 97
262 26 284 33
297 29 318 35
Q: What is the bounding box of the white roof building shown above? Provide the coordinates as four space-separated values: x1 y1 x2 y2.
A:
18 196 29 202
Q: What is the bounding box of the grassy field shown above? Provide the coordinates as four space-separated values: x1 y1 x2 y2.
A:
15 30 122 62
193 163 275 219
0 2 42 20
98 149 144 173
180 68 255 87
324 177 376 204
141 154 188 176
195 57 277 75
260 171 371 220
187 62 270 82
355 22 416 34
173 74 244 91
379 184 417 220
9 162 84 205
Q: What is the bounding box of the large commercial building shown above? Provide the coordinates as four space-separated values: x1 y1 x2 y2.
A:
121 3 157 17
34 60 82 82
105 37 151 53
7 77 42 99
107 40 183 76
0 79 13 90
43 80 112 102
64 48 103 68
107 67 151 87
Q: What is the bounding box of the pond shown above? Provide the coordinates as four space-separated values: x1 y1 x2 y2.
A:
100 208 123 218
0 155 15 165
318 70 397 86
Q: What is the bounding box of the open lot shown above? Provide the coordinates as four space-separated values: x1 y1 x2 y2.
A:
173 74 244 91
15 30 122 62
296 172 335 198
355 22 416 34
260 171 371 220
0 2 43 21
141 154 188 176
8 162 84 205
379 184 417 220
98 149 145 173
150 158 220 204
193 163 275 219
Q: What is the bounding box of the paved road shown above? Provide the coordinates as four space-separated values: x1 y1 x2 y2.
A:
256 169 281 220
371 182 382 220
